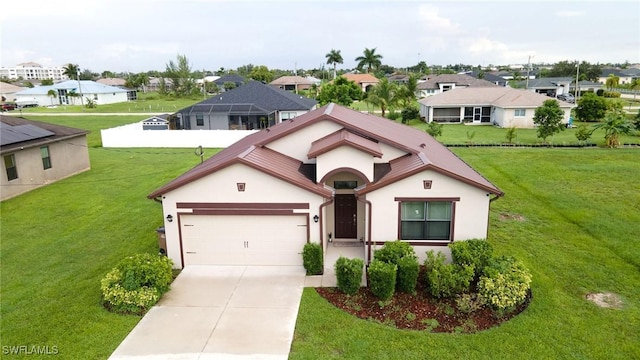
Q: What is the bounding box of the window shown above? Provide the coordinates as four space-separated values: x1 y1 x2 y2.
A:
4 154 18 180
514 109 526 117
400 201 452 240
334 181 357 189
281 112 297 121
196 114 204 126
41 146 52 169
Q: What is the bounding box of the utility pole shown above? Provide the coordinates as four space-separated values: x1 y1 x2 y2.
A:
77 70 84 111
575 61 580 102
525 55 533 90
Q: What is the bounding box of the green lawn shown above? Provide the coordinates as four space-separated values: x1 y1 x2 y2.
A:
1 116 639 359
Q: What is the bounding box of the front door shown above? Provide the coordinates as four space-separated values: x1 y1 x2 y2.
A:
335 194 357 238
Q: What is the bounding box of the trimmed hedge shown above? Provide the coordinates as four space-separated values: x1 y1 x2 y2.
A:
424 250 474 298
335 257 364 295
101 253 173 314
477 256 532 311
396 256 420 293
368 260 397 301
374 241 419 293
374 240 417 264
449 239 493 278
302 243 323 275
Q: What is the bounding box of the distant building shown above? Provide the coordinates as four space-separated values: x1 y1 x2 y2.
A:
13 80 135 107
0 62 69 81
417 74 498 98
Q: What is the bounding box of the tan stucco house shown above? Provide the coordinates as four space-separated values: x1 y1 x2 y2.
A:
148 103 503 269
1 116 90 201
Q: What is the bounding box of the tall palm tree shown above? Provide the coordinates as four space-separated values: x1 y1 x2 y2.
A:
365 78 397 118
605 74 620 90
398 75 419 108
325 49 343 80
355 48 383 73
47 89 57 105
63 63 80 80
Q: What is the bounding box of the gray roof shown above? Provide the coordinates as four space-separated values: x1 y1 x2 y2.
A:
515 77 573 88
417 74 499 90
213 74 246 86
466 71 508 84
179 81 317 115
0 115 89 153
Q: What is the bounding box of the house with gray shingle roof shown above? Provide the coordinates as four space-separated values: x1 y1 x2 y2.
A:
416 74 498 98
418 87 574 128
597 68 640 85
174 81 317 130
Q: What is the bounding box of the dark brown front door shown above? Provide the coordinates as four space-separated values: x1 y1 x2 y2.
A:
335 194 357 238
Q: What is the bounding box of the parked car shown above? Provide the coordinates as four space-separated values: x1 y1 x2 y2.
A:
557 93 575 103
2 103 17 111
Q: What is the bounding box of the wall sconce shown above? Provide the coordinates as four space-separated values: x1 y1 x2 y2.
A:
166 214 173 222
313 215 319 223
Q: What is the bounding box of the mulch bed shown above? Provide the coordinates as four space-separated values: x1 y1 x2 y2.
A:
316 269 530 333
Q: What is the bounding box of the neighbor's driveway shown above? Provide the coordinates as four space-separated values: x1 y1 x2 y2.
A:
109 265 306 360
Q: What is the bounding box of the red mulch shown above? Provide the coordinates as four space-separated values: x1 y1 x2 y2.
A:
316 269 530 333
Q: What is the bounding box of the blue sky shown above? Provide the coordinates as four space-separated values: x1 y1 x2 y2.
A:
1 0 638 73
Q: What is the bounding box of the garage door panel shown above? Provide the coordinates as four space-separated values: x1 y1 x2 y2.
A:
180 215 307 266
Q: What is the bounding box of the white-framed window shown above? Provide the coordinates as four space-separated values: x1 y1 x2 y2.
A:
514 109 526 117
281 112 297 121
196 113 204 126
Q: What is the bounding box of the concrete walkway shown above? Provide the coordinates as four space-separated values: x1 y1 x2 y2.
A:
109 265 306 360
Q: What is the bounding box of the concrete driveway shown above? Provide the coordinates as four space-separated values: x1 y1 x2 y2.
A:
109 265 306 360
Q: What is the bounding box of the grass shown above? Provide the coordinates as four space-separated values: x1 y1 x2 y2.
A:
2 115 639 359
291 148 640 359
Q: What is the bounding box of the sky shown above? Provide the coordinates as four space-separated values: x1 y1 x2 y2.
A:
1 0 639 74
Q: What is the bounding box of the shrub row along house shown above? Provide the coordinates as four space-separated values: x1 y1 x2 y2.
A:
148 103 503 269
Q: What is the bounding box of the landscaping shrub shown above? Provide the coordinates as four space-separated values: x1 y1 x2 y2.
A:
374 241 417 264
603 91 621 98
302 243 323 275
596 89 604 97
477 256 532 312
424 251 474 298
368 260 397 301
101 253 173 314
387 111 400 121
449 239 494 278
396 256 419 293
455 293 486 314
401 106 420 124
335 256 364 295
426 121 443 138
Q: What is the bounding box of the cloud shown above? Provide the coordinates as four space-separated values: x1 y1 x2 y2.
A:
464 37 535 64
555 10 586 17
418 5 461 35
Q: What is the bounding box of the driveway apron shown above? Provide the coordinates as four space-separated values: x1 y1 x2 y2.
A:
109 265 306 360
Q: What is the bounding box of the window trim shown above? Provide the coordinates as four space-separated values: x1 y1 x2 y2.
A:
395 197 458 244
514 108 526 117
4 154 18 181
41 146 52 170
196 113 204 126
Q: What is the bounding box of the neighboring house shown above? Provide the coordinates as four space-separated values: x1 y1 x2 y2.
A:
388 74 410 84
340 73 379 92
597 68 640 85
213 74 246 91
571 80 604 94
1 82 24 102
13 80 135 107
418 87 574 128
0 62 69 81
147 103 503 269
97 78 126 87
464 71 508 87
270 76 315 92
514 77 574 97
417 74 498 98
174 81 317 130
142 114 170 130
1 116 90 201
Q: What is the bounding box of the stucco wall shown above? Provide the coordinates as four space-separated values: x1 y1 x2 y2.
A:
267 120 343 162
1 136 90 201
159 163 326 268
316 146 374 183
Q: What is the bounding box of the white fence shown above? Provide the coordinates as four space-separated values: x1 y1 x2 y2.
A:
101 122 257 148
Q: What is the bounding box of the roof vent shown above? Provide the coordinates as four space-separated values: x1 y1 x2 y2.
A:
420 143 427 148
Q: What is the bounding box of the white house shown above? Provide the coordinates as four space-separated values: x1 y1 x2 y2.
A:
147 103 503 270
13 80 133 107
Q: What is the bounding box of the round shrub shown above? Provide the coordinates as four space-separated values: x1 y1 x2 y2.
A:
335 257 364 295
101 253 173 314
477 256 532 311
302 243 323 275
374 241 417 264
424 250 474 298
368 260 397 301
396 256 419 293
401 106 420 124
449 239 494 278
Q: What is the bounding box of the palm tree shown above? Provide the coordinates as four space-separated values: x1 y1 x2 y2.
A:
325 49 343 80
365 78 397 118
592 109 633 148
605 74 620 90
355 48 383 73
398 75 419 108
63 63 79 80
47 89 57 105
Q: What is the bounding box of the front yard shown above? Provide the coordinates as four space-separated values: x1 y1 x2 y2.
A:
0 115 638 359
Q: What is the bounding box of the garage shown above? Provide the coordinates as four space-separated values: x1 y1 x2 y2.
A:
179 214 308 266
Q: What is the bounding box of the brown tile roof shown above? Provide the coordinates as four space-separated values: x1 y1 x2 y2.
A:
417 74 498 90
307 129 382 158
0 115 89 154
340 73 380 84
269 76 314 86
419 87 575 108
147 104 502 199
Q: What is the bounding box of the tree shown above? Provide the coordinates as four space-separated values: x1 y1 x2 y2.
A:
325 49 343 80
41 79 54 86
316 76 363 106
575 92 607 122
397 75 418 108
366 78 397 118
164 54 198 97
249 65 273 83
47 89 57 105
633 109 640 131
355 48 383 73
63 63 79 79
533 99 565 143
223 81 236 91
78 69 95 80
605 74 620 90
426 121 443 138
101 70 116 78
592 109 633 148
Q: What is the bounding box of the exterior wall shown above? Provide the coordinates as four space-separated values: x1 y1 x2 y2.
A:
377 143 407 163
94 92 128 105
159 163 326 268
316 146 374 183
0 65 69 81
101 122 257 148
1 136 90 201
277 110 310 123
323 172 366 242
495 106 571 128
15 91 127 107
267 120 343 162
364 170 492 263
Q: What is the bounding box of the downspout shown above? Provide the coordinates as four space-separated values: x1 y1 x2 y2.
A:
318 198 334 251
152 196 163 204
356 195 373 265
487 192 503 239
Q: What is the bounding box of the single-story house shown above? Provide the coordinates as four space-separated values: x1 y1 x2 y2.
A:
213 74 246 91
464 71 508 87
1 115 90 201
388 74 410 84
173 80 317 130
514 77 574 97
1 82 25 102
340 73 379 92
13 80 136 107
147 103 503 269
270 76 315 92
597 68 640 85
418 87 574 128
417 74 498 98
97 78 126 87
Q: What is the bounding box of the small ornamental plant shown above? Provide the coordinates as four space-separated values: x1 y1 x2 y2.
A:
477 256 532 313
